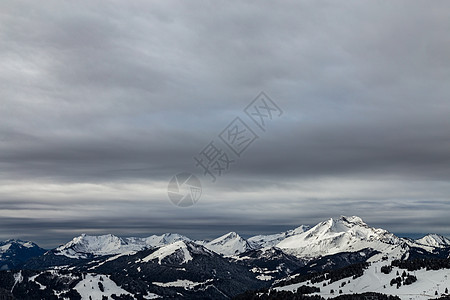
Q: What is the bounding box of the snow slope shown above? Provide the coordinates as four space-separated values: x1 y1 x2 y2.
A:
140 241 214 265
153 279 213 289
248 225 310 249
275 260 450 300
75 273 160 299
142 241 193 264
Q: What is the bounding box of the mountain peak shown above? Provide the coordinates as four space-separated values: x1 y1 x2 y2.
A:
315 216 368 233
1 239 40 249
287 225 310 236
142 241 192 264
0 239 46 270
277 215 401 259
55 234 129 258
222 231 239 239
209 232 242 244
204 232 251 256
141 241 213 265
416 233 450 248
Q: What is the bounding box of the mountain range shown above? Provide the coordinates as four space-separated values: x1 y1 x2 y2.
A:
1 216 449 300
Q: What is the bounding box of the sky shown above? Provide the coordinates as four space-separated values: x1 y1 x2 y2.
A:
1 1 450 248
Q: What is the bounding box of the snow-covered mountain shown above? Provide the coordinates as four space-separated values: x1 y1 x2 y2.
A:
203 232 252 256
55 233 190 259
89 240 265 299
0 239 46 270
415 233 450 248
128 232 191 248
17 217 450 263
248 225 310 249
25 216 450 262
139 240 213 265
55 234 132 258
276 216 405 260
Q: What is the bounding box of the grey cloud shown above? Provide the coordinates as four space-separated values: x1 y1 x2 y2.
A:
1 0 450 246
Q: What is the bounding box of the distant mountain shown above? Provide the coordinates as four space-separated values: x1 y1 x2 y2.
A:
415 233 450 248
276 216 407 261
54 233 190 259
138 240 212 265
203 232 252 256
0 239 46 270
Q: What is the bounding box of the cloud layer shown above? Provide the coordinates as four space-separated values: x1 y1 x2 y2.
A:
1 0 450 247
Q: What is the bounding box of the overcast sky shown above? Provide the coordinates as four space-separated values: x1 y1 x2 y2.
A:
1 1 450 248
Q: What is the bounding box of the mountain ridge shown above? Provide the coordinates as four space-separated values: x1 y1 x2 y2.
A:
2 216 450 263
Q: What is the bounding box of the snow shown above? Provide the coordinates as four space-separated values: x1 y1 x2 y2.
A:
74 273 140 300
28 274 46 290
275 260 450 300
88 251 137 269
11 271 23 292
248 225 310 249
22 242 34 248
153 279 213 290
257 274 274 281
142 241 193 264
250 265 279 281
0 244 11 252
204 232 251 256
248 233 286 249
143 293 161 299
